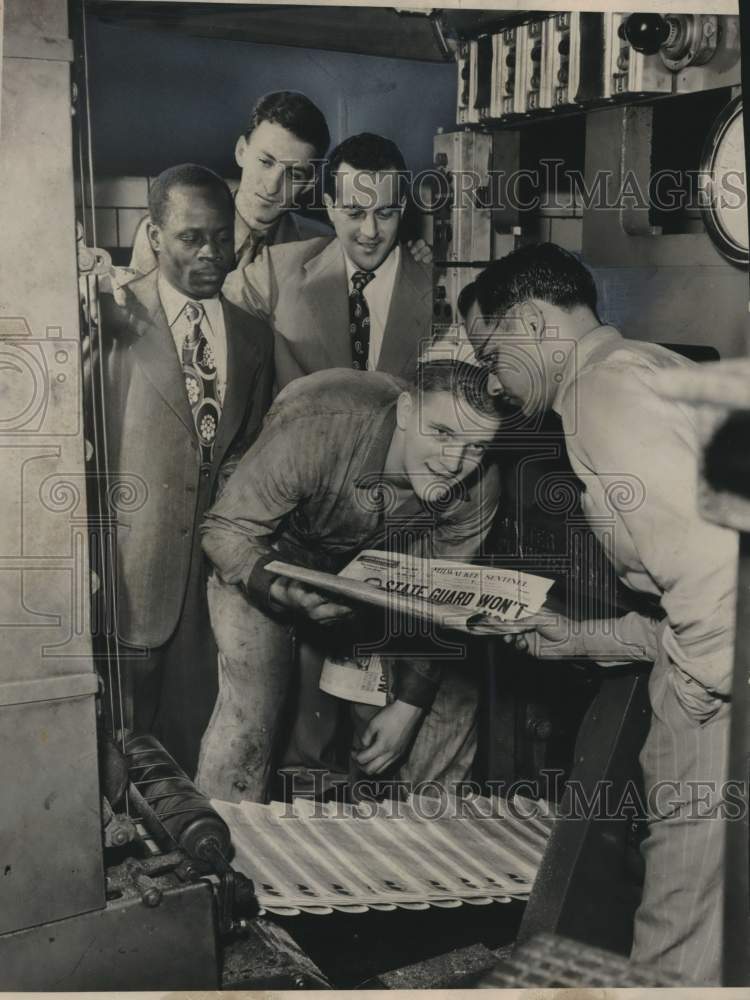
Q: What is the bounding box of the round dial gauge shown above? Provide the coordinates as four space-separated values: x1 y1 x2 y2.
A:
700 95 748 267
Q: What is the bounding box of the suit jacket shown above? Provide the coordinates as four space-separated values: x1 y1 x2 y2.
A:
96 270 274 648
222 235 433 390
234 208 330 268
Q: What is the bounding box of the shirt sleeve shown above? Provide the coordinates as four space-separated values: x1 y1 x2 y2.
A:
201 409 310 610
222 246 275 322
390 657 441 710
537 610 663 665
562 363 737 715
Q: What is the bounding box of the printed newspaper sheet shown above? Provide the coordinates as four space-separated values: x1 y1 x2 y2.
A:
266 551 554 705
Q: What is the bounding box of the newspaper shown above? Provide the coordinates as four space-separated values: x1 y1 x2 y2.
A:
319 652 389 707
266 551 554 706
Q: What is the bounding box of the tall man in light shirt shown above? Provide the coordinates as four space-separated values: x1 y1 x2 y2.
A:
463 243 737 985
223 132 433 389
95 164 273 774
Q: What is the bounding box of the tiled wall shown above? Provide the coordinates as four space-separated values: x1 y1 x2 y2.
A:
93 175 149 254
94 177 150 250
94 175 241 260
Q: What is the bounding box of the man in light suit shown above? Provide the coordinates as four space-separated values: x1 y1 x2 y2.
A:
129 91 332 275
223 132 433 390
97 164 274 774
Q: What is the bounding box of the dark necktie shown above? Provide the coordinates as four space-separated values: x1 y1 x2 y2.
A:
182 300 221 466
237 227 269 266
349 270 375 370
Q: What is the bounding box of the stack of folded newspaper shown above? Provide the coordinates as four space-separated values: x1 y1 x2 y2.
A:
212 793 554 915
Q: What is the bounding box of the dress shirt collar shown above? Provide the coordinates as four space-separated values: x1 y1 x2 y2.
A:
343 244 400 288
234 200 281 255
157 272 222 329
551 325 623 417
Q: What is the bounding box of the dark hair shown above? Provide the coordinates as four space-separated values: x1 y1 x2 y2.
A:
472 242 600 321
413 359 499 420
148 164 234 227
325 132 407 199
245 91 330 159
457 280 477 320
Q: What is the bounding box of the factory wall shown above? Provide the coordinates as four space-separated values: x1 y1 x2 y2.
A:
86 17 748 359
86 18 457 178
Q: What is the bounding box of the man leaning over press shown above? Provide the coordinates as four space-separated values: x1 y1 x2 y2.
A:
463 242 737 985
196 360 502 804
221 131 437 781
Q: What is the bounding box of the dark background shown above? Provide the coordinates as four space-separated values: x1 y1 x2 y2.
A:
87 17 456 178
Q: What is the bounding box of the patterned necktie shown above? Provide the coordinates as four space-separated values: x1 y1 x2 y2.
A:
182 300 221 466
349 270 375 370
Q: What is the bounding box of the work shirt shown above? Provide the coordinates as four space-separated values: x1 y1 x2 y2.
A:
546 325 737 719
343 246 400 371
202 368 500 706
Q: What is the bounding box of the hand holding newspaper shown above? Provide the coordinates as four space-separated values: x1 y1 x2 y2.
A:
265 551 554 706
266 550 553 634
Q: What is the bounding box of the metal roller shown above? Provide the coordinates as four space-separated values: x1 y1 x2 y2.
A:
124 733 232 864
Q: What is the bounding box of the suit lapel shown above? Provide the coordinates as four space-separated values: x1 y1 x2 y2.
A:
274 211 299 245
213 297 258 458
127 272 194 436
302 238 351 369
377 251 432 377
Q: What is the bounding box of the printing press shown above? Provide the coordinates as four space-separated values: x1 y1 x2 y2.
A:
1 0 749 989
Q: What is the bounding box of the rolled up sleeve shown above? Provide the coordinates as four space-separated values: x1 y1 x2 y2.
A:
537 611 663 665
392 657 441 709
564 365 738 716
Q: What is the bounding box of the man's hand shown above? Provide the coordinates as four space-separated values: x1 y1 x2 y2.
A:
353 700 425 775
269 577 354 624
502 611 572 656
79 266 138 325
406 238 433 265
